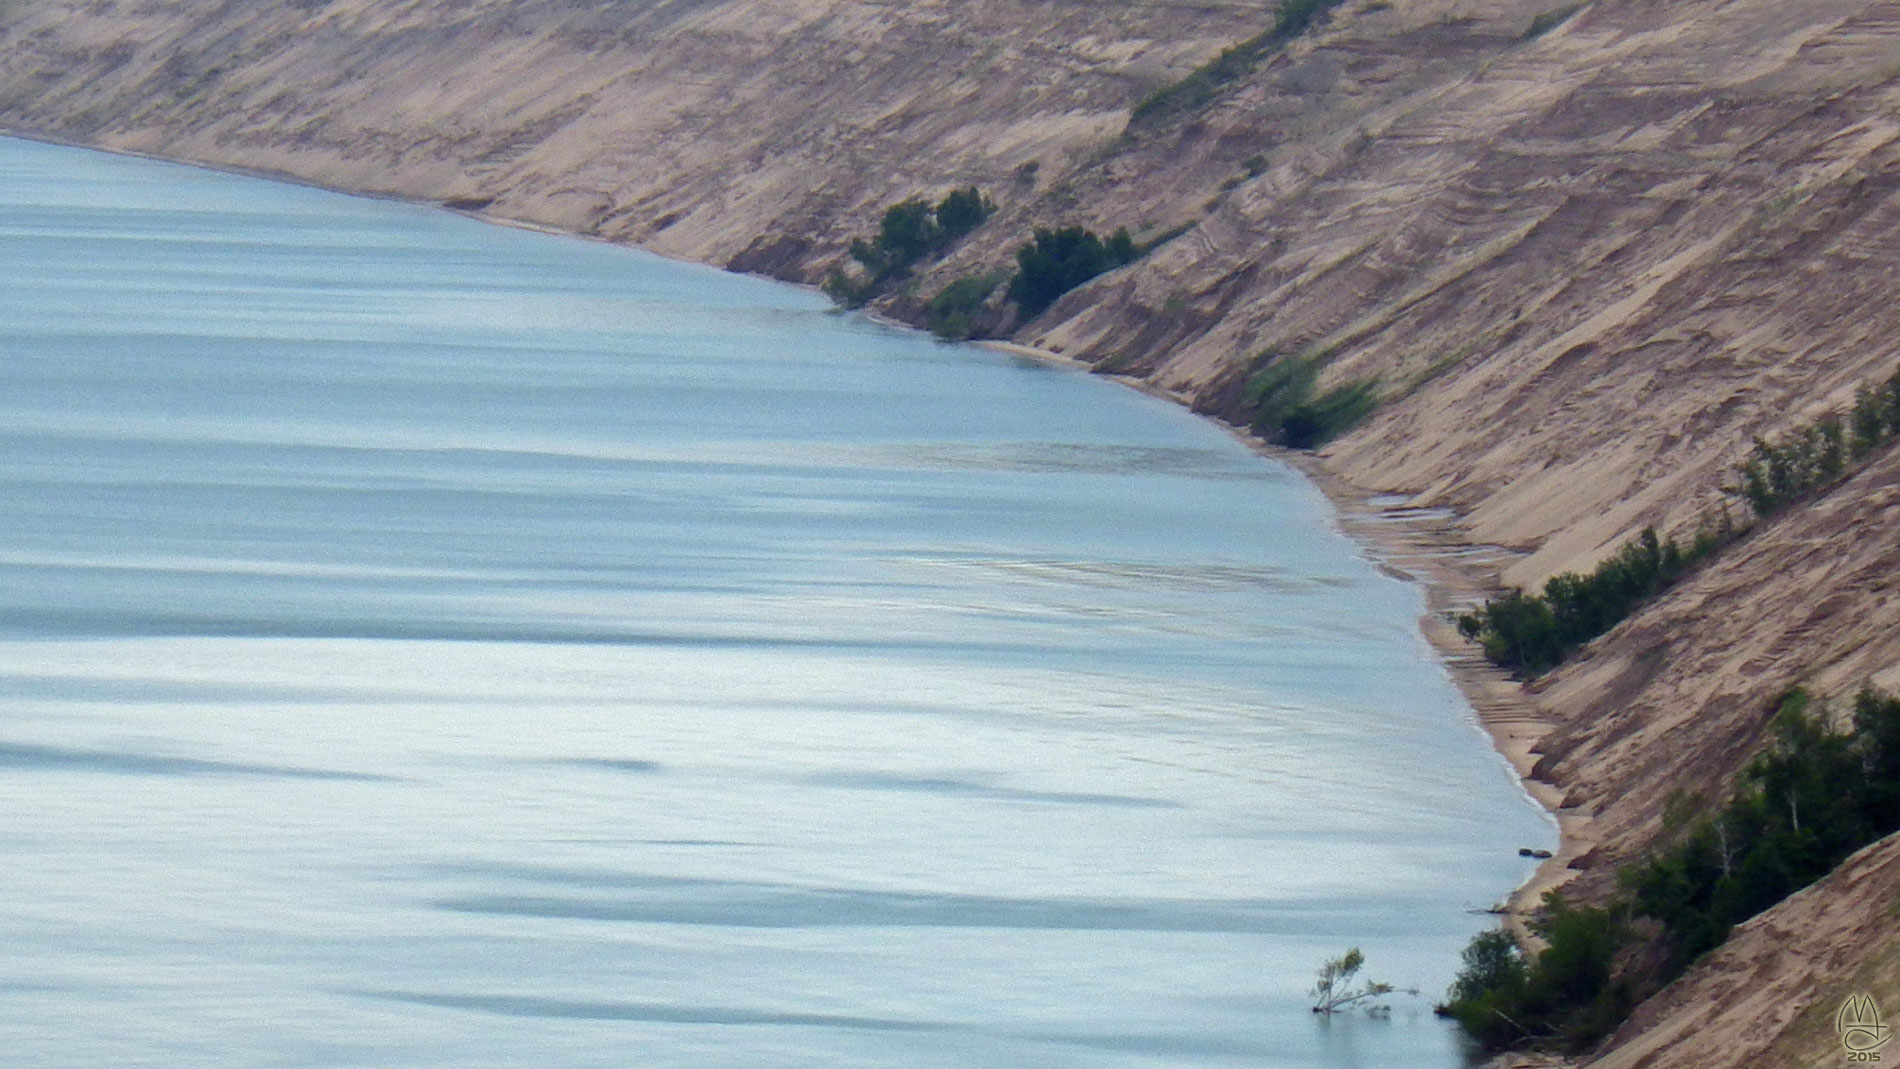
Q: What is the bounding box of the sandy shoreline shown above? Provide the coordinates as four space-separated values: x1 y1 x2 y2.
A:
9 122 1578 932
1275 453 1589 932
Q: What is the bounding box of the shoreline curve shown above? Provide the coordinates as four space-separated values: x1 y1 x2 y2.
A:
4 125 1577 937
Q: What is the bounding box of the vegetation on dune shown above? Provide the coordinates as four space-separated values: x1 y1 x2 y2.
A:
1242 352 1380 449
1523 3 1586 40
1007 225 1139 319
1440 896 1629 1053
1443 365 1900 1056
1445 686 1900 1054
1457 364 1900 678
823 186 995 307
1455 521 1726 677
1127 0 1350 128
1737 367 1900 518
1624 688 1900 975
923 270 1007 340
824 186 1161 331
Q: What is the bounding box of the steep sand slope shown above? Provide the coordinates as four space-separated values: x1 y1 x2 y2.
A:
1584 830 1900 1068
4 0 1900 1060
1529 443 1900 897
0 0 1288 267
1077 0 1900 585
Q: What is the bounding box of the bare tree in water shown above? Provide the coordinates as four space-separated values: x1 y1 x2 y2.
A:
1310 948 1416 1016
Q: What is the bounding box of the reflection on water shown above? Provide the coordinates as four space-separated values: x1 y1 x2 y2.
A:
0 137 1548 1067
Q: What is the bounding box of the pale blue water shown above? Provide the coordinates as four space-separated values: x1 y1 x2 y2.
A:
0 136 1550 1067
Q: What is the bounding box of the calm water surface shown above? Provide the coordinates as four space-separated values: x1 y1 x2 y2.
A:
0 137 1550 1066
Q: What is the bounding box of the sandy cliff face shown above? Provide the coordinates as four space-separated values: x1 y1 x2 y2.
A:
4 0 1900 1059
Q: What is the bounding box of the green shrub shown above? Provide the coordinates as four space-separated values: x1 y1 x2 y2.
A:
1281 381 1378 448
1450 685 1900 1055
1130 32 1273 126
1448 929 1528 1007
934 187 991 244
1463 365 1900 678
1244 353 1379 448
1272 0 1343 37
821 268 872 308
1128 0 1348 127
924 271 1005 340
829 187 996 305
1456 524 1716 676
1007 226 1139 318
1739 367 1900 518
1245 353 1318 431
1624 688 1894 972
1442 897 1627 1053
857 198 938 272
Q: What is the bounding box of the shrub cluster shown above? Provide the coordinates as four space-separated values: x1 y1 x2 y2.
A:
1737 368 1900 517
824 188 1156 329
1440 898 1629 1053
1626 688 1900 973
924 271 1006 340
1446 366 1900 1054
824 187 994 306
1244 353 1379 449
1007 226 1138 319
1455 523 1724 676
1459 366 1900 678
1128 0 1348 127
1447 687 1900 1053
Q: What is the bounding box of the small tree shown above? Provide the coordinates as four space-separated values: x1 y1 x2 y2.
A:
1448 929 1527 1004
1310 947 1413 1015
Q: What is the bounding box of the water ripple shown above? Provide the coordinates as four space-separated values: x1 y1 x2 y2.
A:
359 990 955 1031
0 741 397 781
0 608 1053 655
427 865 1364 933
803 771 1180 809
548 757 664 774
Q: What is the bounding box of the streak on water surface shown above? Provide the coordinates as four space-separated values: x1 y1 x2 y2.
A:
0 137 1551 1067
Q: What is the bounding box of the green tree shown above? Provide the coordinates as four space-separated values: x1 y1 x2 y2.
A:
1453 686 1900 1056
1448 929 1527 1005
1854 686 1900 829
1457 526 1714 676
1852 384 1886 458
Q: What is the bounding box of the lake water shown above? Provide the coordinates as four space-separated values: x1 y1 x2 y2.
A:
0 135 1550 1067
